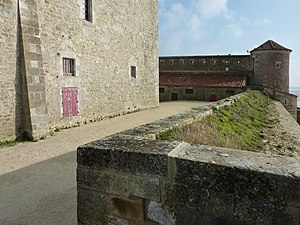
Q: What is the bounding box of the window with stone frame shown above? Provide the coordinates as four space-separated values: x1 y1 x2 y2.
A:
185 88 194 94
83 0 93 22
131 66 137 78
63 58 76 76
276 61 282 69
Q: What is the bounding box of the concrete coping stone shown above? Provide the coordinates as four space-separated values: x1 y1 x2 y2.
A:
173 144 300 178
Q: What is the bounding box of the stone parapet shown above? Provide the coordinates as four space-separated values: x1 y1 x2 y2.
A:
77 93 300 225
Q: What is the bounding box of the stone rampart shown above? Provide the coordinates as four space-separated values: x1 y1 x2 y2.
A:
77 93 300 225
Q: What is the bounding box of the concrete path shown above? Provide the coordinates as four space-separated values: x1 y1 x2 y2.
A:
0 101 205 225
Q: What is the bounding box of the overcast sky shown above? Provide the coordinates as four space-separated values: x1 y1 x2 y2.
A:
158 0 300 87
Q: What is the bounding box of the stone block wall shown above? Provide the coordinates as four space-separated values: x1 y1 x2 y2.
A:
159 55 252 73
77 94 300 225
0 0 17 140
0 0 159 140
263 87 298 120
252 50 291 93
159 86 245 102
37 0 159 129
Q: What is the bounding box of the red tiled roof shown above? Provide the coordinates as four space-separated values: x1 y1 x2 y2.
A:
159 73 247 88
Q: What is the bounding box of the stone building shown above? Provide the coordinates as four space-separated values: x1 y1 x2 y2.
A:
159 40 298 119
0 0 159 141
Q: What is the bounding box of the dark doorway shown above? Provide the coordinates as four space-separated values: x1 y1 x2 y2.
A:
210 94 217 102
171 93 178 101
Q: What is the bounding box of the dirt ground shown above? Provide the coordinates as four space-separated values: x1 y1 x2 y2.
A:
0 101 204 225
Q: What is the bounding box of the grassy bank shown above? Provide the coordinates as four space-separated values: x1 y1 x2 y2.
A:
160 90 272 152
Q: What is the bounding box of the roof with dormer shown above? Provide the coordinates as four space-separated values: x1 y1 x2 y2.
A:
251 40 292 52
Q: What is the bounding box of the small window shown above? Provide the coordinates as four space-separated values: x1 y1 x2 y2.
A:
63 58 76 76
237 60 241 64
226 90 235 95
160 60 164 65
180 59 185 64
224 60 229 64
212 60 217 64
131 66 136 78
83 0 93 22
276 61 282 69
190 59 195 64
159 87 165 93
185 88 193 94
225 67 229 71
202 59 206 64
169 60 174 65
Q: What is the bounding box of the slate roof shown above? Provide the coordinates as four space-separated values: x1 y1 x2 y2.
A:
159 73 247 88
251 40 292 52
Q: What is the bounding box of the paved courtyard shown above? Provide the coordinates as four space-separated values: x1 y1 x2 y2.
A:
0 101 205 225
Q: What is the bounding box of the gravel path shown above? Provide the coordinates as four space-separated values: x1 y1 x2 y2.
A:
0 101 205 225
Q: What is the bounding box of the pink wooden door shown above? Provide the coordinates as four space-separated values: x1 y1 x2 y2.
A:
62 87 78 117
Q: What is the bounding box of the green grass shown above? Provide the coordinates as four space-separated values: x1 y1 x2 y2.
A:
159 90 272 152
0 140 19 148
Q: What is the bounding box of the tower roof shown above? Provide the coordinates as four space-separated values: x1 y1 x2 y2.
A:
251 40 292 52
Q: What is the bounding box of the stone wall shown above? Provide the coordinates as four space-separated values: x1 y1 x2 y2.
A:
37 0 159 130
77 94 300 225
263 87 298 120
159 85 245 102
159 55 252 74
0 0 159 140
252 50 291 93
0 0 17 140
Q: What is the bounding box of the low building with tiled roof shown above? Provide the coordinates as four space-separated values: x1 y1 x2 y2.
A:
159 40 298 120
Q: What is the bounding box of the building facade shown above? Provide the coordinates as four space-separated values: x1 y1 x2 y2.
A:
0 0 159 141
159 40 297 119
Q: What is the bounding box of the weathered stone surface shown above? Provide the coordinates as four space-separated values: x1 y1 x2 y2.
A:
130 176 160 201
78 135 181 176
146 201 175 225
108 216 129 225
0 0 17 140
77 166 130 196
77 187 112 225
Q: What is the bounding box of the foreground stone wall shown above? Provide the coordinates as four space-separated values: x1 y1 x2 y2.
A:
77 94 300 225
